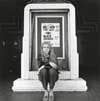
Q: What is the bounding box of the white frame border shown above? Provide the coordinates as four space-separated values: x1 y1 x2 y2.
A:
21 3 79 79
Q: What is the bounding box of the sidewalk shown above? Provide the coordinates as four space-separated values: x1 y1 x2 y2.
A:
0 75 100 101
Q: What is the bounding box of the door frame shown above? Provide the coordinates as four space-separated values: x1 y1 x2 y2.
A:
21 3 79 80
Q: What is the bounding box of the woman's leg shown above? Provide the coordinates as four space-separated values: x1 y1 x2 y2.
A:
49 68 58 89
48 68 58 101
39 68 49 100
39 68 49 90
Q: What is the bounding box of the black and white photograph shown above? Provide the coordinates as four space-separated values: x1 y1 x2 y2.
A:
0 0 100 101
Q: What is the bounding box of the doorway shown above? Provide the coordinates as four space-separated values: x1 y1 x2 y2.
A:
30 11 70 79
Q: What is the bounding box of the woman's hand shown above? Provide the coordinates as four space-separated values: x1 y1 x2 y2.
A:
38 65 45 74
49 61 57 69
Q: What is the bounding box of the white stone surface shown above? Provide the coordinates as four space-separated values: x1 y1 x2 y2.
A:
12 78 87 91
28 71 71 80
21 3 79 80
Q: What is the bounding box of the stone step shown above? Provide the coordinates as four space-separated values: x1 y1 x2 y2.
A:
12 78 87 92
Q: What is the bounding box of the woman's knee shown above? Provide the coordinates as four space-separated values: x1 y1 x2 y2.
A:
49 68 58 88
49 68 57 76
39 68 47 77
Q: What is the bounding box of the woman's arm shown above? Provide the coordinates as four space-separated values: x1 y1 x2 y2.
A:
49 49 58 69
37 65 45 74
37 54 45 73
49 61 57 69
37 54 44 67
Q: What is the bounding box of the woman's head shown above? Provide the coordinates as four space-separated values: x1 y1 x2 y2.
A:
41 42 51 54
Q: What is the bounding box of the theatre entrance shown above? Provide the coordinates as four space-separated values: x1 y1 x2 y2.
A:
12 3 87 91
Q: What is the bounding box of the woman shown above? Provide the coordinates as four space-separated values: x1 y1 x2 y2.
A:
37 42 59 101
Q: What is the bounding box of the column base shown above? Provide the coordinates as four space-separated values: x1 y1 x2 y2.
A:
12 78 87 92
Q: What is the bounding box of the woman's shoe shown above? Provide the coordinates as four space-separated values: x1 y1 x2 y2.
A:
43 90 49 101
49 90 54 101
43 96 48 101
49 95 54 101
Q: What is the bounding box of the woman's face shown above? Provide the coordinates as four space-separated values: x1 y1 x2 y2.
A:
42 44 50 54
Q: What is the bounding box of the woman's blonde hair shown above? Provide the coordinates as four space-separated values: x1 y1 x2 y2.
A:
40 42 52 53
40 41 58 64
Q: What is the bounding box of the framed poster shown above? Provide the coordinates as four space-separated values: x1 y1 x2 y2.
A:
35 15 65 59
41 23 60 47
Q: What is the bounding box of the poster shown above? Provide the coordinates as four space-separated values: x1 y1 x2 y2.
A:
41 23 60 47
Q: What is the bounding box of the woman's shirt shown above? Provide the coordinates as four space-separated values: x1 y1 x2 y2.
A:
38 50 58 68
38 53 50 67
